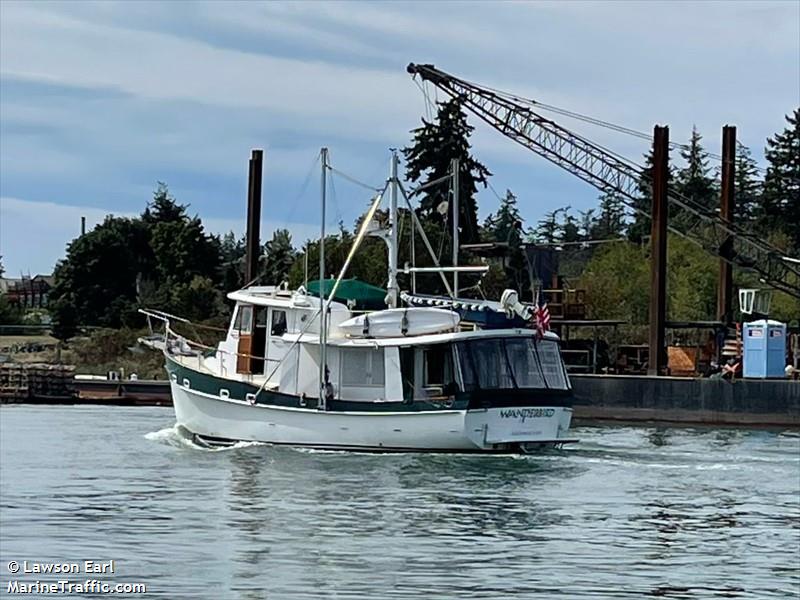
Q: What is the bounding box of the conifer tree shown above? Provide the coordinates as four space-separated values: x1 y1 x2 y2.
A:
220 232 246 292
593 193 626 240
628 147 674 243
734 143 763 228
536 210 560 244
403 98 491 244
674 127 717 226
763 108 800 250
261 229 298 285
560 210 581 244
578 209 596 242
484 190 528 292
484 190 525 244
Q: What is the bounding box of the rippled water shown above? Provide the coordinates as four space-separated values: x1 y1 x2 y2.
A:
1 405 798 599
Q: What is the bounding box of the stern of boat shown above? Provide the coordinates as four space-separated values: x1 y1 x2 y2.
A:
464 405 575 450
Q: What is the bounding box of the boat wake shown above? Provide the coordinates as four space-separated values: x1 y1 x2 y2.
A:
144 424 265 452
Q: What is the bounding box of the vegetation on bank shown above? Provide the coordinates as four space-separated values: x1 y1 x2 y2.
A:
2 104 798 373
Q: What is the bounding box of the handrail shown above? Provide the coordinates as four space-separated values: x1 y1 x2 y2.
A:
172 332 280 363
142 306 329 400
140 309 281 364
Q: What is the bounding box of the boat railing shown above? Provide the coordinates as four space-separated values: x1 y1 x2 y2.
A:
138 308 281 375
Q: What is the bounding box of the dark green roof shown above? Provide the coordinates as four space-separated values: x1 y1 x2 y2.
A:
307 279 387 310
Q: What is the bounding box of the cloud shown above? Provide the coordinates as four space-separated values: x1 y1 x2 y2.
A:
1 0 798 275
0 3 420 141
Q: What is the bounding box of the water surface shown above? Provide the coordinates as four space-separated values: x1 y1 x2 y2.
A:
1 405 798 599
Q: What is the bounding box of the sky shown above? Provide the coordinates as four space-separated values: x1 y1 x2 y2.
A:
1 0 798 277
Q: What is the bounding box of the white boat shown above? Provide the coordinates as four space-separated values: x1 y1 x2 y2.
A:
143 150 576 453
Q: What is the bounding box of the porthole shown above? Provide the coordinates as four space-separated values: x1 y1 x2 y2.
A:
246 393 256 405
170 373 178 383
182 378 190 389
219 389 230 399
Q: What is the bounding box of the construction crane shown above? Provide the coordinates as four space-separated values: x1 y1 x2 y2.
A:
407 63 800 300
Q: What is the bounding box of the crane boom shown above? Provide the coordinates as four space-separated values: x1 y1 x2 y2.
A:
407 63 800 300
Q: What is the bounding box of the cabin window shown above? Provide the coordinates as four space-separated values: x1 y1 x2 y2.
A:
255 307 268 328
504 337 546 389
455 337 568 391
538 340 569 390
234 305 253 333
271 310 288 336
466 338 515 390
341 348 385 387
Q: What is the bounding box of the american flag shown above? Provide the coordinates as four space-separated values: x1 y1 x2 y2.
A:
533 301 551 337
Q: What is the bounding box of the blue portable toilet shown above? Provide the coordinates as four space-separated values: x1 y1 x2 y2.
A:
743 319 787 378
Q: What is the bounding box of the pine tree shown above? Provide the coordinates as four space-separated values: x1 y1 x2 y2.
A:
484 190 525 244
675 127 717 225
628 147 674 243
578 209 595 242
763 108 800 250
734 143 763 228
593 193 626 240
220 232 246 292
142 183 187 224
483 190 529 292
403 98 491 244
261 229 297 285
535 210 560 244
559 208 581 244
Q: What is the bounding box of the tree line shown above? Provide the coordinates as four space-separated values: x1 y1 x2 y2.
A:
16 102 799 338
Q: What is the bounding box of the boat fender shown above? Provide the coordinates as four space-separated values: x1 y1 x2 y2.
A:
401 310 409 336
299 394 307 408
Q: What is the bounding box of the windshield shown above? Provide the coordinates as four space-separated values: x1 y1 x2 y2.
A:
455 337 569 391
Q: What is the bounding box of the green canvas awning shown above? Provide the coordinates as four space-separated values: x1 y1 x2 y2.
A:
307 279 387 310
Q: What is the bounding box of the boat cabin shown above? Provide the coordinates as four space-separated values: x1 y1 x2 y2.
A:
210 285 570 405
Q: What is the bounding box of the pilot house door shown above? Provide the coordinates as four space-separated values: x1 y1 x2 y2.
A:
236 305 254 374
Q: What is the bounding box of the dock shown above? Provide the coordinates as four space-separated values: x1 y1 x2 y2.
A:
571 374 800 428
0 363 170 407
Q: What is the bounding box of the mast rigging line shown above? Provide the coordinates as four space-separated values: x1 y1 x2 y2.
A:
327 165 384 193
407 63 800 299
281 153 321 230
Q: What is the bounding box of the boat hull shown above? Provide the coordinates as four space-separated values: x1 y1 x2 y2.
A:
170 380 574 453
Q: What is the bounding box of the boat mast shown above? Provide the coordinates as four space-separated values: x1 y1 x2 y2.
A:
319 147 329 410
386 150 400 308
451 157 459 297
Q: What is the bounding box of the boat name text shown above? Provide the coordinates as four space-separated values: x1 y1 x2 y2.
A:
499 408 555 422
